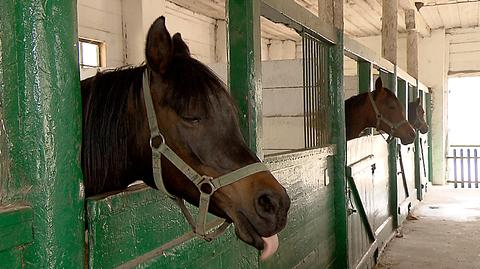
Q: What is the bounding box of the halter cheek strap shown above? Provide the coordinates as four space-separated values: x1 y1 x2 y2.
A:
142 70 269 241
368 92 408 143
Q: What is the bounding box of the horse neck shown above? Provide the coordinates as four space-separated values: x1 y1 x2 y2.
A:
345 92 376 140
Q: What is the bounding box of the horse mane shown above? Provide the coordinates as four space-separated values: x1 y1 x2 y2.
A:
81 57 230 196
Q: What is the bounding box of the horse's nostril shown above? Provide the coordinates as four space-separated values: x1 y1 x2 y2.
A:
255 192 280 218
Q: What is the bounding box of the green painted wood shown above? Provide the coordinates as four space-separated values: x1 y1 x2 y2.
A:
0 206 33 252
397 79 407 111
386 70 399 229
227 0 263 157
0 0 85 267
87 149 337 268
328 29 348 269
358 61 372 94
413 86 423 200
426 93 433 183
0 248 24 269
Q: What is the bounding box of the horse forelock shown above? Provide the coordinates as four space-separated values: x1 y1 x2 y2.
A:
163 56 233 118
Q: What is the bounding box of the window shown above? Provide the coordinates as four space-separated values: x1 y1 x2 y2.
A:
78 38 104 68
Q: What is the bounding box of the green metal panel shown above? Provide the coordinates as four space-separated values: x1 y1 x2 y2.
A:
386 70 399 229
357 61 372 94
0 248 24 269
0 206 33 252
86 185 256 268
413 86 423 200
397 79 407 111
86 148 337 268
426 93 433 183
329 29 348 269
0 0 84 267
227 0 263 157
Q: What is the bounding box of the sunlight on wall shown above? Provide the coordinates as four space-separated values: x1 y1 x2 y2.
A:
448 77 480 145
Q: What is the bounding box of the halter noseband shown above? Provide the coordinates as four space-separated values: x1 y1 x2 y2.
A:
142 70 268 241
368 92 408 143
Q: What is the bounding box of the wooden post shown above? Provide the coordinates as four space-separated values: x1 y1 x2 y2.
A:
320 0 348 268
228 0 263 158
382 0 398 64
318 0 343 30
0 0 85 267
406 9 419 79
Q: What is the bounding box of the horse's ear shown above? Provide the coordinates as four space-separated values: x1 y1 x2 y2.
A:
145 16 172 74
375 77 383 91
172 33 190 56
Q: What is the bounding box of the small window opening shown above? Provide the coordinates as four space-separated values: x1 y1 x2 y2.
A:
78 38 104 68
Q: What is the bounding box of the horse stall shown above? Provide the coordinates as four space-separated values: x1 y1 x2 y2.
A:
342 35 432 267
0 1 437 269
78 1 346 268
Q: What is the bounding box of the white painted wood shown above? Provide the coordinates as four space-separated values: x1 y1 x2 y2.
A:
215 20 227 63
417 28 447 184
77 0 124 67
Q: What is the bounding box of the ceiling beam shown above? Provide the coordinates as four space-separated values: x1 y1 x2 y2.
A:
398 0 431 36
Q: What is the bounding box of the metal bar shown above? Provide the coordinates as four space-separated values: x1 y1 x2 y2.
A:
313 35 319 147
302 32 308 148
420 138 427 177
468 149 472 188
454 149 458 188
461 149 464 188
346 173 376 242
228 0 263 157
0 0 85 266
475 149 479 188
398 148 410 198
427 93 433 184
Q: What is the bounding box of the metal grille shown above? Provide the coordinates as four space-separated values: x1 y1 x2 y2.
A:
302 32 330 148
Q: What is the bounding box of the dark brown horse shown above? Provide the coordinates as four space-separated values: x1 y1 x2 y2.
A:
81 16 289 258
408 98 428 134
345 78 416 145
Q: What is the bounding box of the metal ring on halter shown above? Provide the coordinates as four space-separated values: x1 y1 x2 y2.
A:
149 133 165 150
199 177 215 195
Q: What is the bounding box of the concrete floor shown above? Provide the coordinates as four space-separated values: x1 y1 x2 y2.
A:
376 185 480 269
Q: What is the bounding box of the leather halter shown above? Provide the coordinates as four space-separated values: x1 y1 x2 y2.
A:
368 92 408 143
142 70 269 241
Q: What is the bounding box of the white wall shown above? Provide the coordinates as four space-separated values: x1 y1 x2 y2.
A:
418 28 449 185
78 0 222 69
77 0 124 67
446 28 480 76
354 35 408 71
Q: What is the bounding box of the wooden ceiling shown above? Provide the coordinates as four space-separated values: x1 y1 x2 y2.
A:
169 0 480 40
419 0 480 29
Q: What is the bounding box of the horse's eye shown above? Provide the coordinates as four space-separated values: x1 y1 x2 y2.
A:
181 116 201 124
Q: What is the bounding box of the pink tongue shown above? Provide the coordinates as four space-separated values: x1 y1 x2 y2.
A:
260 234 279 261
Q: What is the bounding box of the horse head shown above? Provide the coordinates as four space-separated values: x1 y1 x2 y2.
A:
371 77 416 145
143 17 290 255
409 98 429 134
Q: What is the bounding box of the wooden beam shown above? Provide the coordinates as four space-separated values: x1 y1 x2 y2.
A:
405 8 419 78
382 0 398 64
407 30 419 78
318 0 333 24
318 0 343 30
398 0 431 37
